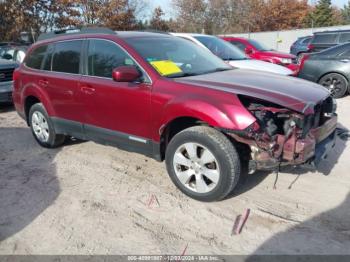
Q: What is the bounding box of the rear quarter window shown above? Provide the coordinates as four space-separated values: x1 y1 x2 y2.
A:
312 33 338 44
25 45 48 69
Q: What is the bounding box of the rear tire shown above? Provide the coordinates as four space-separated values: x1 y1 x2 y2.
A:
165 126 241 202
318 73 348 99
29 103 65 148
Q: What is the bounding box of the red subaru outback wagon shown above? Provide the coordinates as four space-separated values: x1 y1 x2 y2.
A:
13 28 338 201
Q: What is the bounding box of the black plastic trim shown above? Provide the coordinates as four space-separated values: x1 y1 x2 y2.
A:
51 117 162 161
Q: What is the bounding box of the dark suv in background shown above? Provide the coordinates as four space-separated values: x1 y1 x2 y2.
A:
0 58 17 103
308 30 350 53
290 36 312 60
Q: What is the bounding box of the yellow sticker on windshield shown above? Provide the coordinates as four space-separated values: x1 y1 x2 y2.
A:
150 60 182 76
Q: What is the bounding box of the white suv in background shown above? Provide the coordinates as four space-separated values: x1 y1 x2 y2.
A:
171 33 293 76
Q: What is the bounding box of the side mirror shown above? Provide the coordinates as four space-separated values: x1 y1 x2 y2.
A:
3 53 13 60
112 66 141 82
245 47 254 55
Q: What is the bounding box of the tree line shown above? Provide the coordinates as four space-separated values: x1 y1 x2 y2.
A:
1 0 350 42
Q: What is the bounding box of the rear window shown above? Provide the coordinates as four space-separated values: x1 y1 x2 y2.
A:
52 40 82 74
312 33 337 44
339 32 350 43
301 37 312 44
25 45 48 69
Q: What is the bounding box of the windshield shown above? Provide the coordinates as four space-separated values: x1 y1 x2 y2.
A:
125 36 232 78
248 39 273 51
193 36 247 61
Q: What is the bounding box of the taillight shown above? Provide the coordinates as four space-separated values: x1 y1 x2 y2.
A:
307 44 314 52
13 68 20 82
299 54 310 70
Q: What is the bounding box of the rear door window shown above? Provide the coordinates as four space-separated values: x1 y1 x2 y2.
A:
25 45 48 69
320 43 350 57
339 32 350 43
312 33 338 44
52 40 82 74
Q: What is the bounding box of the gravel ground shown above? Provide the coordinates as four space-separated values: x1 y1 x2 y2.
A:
0 97 349 255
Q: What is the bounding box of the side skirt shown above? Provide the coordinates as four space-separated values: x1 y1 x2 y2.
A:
51 117 162 161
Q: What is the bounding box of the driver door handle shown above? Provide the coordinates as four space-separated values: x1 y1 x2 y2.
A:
80 86 95 95
38 79 49 88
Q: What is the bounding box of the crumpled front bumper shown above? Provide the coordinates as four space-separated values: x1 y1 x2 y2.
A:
231 115 338 172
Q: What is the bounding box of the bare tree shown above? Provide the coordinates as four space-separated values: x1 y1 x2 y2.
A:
149 6 169 31
172 0 207 33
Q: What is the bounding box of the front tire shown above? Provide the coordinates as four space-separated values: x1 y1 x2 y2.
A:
29 103 65 148
319 73 348 99
165 126 241 202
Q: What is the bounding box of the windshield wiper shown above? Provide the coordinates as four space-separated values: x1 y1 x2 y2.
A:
167 72 200 78
168 67 232 78
203 67 233 74
223 57 250 61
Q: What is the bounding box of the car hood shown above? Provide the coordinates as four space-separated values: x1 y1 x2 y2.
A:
260 50 295 58
0 58 17 69
175 69 329 114
228 59 292 75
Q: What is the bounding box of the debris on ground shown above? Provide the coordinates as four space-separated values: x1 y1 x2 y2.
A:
232 209 251 235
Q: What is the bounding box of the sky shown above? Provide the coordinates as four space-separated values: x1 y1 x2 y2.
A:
151 0 350 15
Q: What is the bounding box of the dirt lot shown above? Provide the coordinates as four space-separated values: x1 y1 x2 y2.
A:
0 97 349 255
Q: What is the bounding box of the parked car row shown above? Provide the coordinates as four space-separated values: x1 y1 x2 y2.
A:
290 30 350 98
11 28 338 201
222 36 299 73
218 29 350 99
171 33 294 76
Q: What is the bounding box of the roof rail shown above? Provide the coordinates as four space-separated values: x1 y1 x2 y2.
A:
138 29 170 35
38 27 116 41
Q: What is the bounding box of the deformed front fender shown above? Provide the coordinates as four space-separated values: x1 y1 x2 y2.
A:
156 94 256 141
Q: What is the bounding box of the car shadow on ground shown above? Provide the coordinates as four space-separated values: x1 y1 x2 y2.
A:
246 192 350 256
229 127 348 199
0 127 60 242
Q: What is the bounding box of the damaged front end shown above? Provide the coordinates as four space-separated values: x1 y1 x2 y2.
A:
227 95 338 173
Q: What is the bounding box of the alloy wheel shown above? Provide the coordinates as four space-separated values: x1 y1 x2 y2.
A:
173 142 220 194
320 75 346 98
31 111 50 143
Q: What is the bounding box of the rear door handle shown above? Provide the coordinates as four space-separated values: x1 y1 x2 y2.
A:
38 79 49 87
80 86 95 95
